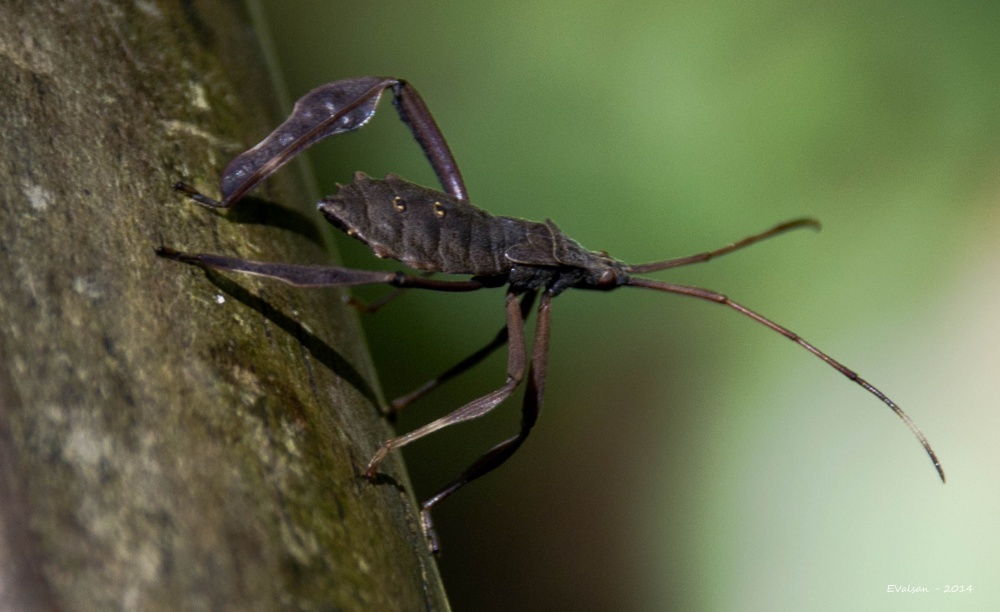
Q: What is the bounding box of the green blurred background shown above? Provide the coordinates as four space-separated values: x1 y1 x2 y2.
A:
254 1 999 610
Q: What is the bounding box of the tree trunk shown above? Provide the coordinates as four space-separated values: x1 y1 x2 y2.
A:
0 1 448 609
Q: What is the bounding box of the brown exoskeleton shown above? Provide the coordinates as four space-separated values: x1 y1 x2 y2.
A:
157 76 944 552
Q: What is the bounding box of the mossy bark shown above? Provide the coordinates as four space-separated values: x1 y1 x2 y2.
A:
0 1 447 609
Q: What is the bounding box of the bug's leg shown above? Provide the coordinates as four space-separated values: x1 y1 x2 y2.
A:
345 272 438 314
417 291 552 552
179 76 467 209
627 217 820 273
364 290 529 481
390 81 467 201
178 77 400 209
344 288 407 314
173 181 225 208
390 291 538 414
155 247 486 292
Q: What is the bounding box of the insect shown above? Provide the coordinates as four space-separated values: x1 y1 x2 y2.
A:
157 76 945 551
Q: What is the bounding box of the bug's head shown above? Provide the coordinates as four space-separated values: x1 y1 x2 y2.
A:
592 253 630 289
563 251 630 292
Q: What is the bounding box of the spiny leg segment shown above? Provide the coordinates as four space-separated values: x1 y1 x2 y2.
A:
418 291 552 552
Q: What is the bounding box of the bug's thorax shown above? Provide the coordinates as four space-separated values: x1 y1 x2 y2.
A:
507 224 629 294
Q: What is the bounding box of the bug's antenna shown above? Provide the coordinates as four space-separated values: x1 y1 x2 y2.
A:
626 277 945 483
627 218 820 274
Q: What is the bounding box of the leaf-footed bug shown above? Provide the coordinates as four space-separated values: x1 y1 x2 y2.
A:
157 76 944 552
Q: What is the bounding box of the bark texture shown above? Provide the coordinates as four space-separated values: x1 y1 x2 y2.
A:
0 1 447 610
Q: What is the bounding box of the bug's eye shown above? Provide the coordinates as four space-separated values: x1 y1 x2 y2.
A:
597 269 617 288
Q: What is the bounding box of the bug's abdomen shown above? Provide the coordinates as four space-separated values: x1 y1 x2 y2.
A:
319 173 513 275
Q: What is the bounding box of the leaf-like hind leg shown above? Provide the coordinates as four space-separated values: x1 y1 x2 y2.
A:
417 291 552 552
392 80 468 201
390 292 538 414
155 247 487 292
175 76 468 209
